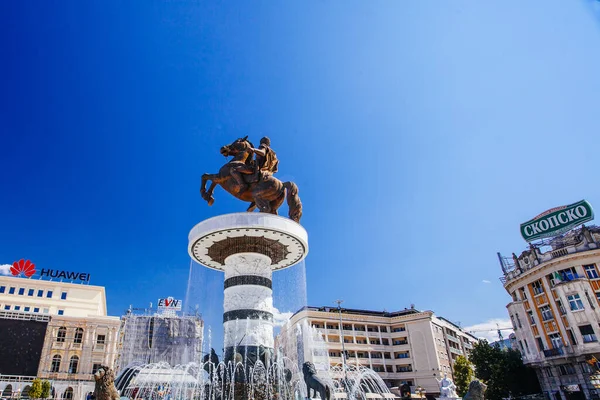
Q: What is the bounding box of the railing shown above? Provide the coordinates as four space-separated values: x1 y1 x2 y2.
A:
500 228 600 285
543 347 564 357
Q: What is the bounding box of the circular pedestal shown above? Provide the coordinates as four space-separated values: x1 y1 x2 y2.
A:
188 213 309 365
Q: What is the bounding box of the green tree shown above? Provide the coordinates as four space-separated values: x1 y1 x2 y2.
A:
469 340 541 400
29 379 43 399
453 355 473 397
41 380 51 399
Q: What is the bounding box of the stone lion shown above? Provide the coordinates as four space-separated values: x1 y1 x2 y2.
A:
93 365 120 400
302 361 331 400
463 380 487 400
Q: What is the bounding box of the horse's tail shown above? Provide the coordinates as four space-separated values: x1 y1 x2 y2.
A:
283 181 303 223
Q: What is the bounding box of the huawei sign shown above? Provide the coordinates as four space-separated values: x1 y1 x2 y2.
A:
11 259 36 278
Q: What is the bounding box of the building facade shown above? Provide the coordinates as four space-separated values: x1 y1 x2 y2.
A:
275 306 477 395
501 224 600 400
115 309 203 374
0 274 120 400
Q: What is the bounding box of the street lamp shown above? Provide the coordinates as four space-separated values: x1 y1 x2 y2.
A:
335 300 348 386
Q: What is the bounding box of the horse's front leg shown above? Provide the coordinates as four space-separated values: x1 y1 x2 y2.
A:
201 174 222 206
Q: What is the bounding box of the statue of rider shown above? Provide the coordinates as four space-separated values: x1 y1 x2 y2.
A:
252 136 278 179
229 136 278 193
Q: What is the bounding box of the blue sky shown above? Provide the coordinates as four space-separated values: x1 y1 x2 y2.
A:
2 0 600 343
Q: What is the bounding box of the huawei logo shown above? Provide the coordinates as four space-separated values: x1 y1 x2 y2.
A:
11 259 36 278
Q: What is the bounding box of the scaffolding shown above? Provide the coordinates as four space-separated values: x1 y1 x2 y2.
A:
115 307 203 374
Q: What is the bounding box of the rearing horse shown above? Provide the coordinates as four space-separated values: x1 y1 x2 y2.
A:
200 137 303 223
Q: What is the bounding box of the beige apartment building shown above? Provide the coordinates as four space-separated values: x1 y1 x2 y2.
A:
0 273 120 400
501 224 600 400
275 306 477 395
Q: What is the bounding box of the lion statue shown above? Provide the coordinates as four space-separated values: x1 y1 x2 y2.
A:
93 365 120 400
303 361 331 400
463 380 487 400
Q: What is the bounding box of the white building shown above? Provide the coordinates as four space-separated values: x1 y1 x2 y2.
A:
275 306 477 395
0 270 120 400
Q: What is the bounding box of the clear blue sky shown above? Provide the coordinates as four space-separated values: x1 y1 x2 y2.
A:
2 0 600 338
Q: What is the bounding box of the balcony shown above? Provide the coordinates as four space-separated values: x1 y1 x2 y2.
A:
543 347 564 357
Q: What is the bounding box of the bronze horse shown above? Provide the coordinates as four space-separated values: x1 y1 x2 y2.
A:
200 137 303 222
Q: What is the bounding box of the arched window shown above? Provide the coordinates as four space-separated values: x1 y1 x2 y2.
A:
63 387 73 400
51 355 61 372
56 327 66 343
2 384 12 398
74 328 84 344
68 355 79 374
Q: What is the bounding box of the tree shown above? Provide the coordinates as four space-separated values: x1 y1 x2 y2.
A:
29 379 43 400
41 380 51 399
469 340 541 400
453 355 473 397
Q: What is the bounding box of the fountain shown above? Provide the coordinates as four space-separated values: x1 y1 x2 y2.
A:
114 137 397 399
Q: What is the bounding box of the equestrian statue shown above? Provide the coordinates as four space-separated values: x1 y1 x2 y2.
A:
200 136 303 223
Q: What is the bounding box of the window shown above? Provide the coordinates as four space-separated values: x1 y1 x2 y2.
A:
520 287 528 299
51 355 61 373
528 311 535 325
96 334 106 344
537 337 545 351
0 286 5 293
568 329 577 345
579 325 597 343
9 287 15 294
14 306 20 311
549 333 562 349
585 265 599 279
546 368 554 377
548 273 559 287
524 339 530 353
43 308 49 314
57 327 67 343
37 290 43 297
46 291 53 298
92 364 102 374
58 310 64 316
34 307 39 313
557 300 567 315
532 280 544 295
559 364 576 375
27 289 34 296
568 294 585 311
540 305 553 321
24 307 30 312
68 356 79 374
558 267 579 281
582 362 594 374
74 328 83 344
515 313 522 328
18 288 24 295
4 305 10 310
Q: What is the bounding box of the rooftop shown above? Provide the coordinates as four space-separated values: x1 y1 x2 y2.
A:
499 224 600 285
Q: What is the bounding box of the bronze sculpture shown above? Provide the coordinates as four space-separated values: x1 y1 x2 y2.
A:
200 136 303 223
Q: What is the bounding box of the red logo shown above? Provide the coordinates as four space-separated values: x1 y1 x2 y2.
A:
11 259 36 278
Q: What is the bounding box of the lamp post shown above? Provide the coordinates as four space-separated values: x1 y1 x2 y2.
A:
335 299 348 387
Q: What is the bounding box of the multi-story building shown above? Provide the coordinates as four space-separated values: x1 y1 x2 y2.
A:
275 305 477 395
500 224 600 400
115 308 203 374
0 272 120 400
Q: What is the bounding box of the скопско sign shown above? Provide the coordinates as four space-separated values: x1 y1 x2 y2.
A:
520 199 594 242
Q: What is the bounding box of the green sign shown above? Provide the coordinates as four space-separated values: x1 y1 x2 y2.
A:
520 200 594 242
